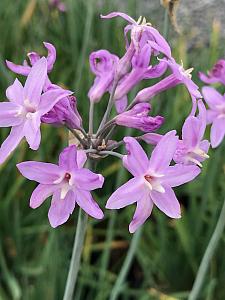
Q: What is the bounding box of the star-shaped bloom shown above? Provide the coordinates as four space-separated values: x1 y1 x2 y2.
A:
0 57 71 164
106 132 200 233
17 145 104 227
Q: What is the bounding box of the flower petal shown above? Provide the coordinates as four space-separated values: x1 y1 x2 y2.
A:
73 169 104 191
17 161 61 184
100 12 136 24
48 190 75 228
162 164 201 187
43 42 56 72
77 150 87 168
115 95 128 113
75 189 104 219
58 145 78 170
6 60 31 76
30 184 59 208
129 194 153 233
149 130 178 173
0 125 24 164
210 117 225 148
182 116 200 148
0 102 23 127
24 57 47 106
24 115 41 150
123 137 149 176
151 186 181 218
202 86 225 109
6 78 24 105
106 177 146 209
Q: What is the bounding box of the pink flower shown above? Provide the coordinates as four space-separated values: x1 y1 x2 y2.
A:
17 145 104 227
0 58 71 164
199 59 225 85
202 86 225 148
106 132 200 233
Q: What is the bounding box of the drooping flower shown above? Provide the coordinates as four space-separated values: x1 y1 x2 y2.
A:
202 86 225 148
115 103 164 132
199 59 225 85
0 58 72 164
134 58 202 105
17 145 104 227
106 132 200 233
41 95 82 129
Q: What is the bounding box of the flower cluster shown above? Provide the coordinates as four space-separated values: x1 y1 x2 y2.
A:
1 12 211 232
199 59 225 148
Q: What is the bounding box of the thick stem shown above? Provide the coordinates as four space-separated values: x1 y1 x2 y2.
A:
109 228 142 300
188 198 225 300
63 208 88 300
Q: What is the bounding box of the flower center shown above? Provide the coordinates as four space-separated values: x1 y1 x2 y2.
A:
144 173 165 193
64 172 71 181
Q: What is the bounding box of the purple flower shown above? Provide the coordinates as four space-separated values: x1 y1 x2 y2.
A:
115 103 164 132
6 42 56 76
202 86 225 148
114 44 168 101
17 145 104 227
106 132 200 233
199 59 225 85
0 58 71 164
88 50 119 103
41 95 82 129
101 12 172 58
173 100 210 166
134 58 201 106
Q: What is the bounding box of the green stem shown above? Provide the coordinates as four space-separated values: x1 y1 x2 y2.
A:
88 102 94 135
188 198 225 300
109 227 142 300
63 209 88 300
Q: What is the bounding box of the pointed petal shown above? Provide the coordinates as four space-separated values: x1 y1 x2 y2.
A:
6 78 24 105
140 133 162 145
24 116 41 150
123 137 149 176
115 95 128 113
100 12 136 24
151 186 181 218
197 100 207 140
0 125 24 164
17 161 61 184
77 150 87 168
202 86 225 109
182 116 200 148
30 184 59 208
149 130 178 173
43 42 56 72
6 60 31 76
75 189 104 219
59 145 78 170
24 57 47 106
206 110 218 124
106 177 146 209
73 169 104 191
210 117 225 148
162 164 201 187
38 88 72 115
129 195 153 233
48 190 75 228
0 102 23 127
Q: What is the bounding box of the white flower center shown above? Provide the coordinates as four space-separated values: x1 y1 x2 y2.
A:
53 172 73 199
144 173 165 193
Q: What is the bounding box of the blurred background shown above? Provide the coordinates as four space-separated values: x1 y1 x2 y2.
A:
0 0 224 299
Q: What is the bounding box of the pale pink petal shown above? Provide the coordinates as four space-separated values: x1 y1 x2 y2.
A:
162 164 201 187
199 140 210 153
151 186 181 218
24 57 47 106
77 150 87 168
59 145 78 170
182 117 200 148
73 169 104 191
6 60 31 76
27 52 40 65
43 42 56 72
48 190 75 228
197 100 207 140
24 116 41 150
202 86 225 109
115 95 128 113
30 184 59 208
106 177 146 209
140 133 162 145
206 110 218 124
75 189 104 219
149 130 178 173
123 137 149 176
100 12 136 24
17 161 61 184
0 125 24 164
0 102 23 127
129 195 153 233
210 117 225 148
6 79 24 105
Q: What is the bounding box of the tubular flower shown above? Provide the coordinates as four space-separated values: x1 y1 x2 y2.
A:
0 58 72 164
17 145 104 227
199 59 225 85
115 103 164 132
202 86 225 148
106 132 200 233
